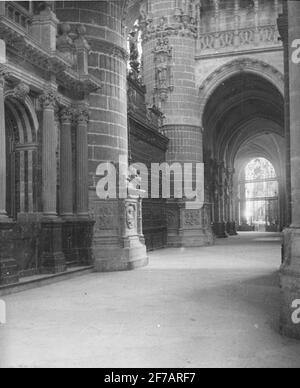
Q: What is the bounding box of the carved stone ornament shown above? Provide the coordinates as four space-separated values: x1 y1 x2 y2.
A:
39 89 58 109
126 203 136 230
153 38 174 106
13 82 30 101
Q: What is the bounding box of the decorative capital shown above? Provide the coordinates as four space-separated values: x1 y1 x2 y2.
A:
60 107 74 124
39 89 58 109
0 64 9 88
13 82 30 101
75 106 89 125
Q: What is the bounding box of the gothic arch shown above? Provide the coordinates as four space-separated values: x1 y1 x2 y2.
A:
199 57 284 126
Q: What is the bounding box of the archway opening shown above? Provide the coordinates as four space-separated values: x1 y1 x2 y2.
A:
239 157 279 232
4 97 38 219
202 69 285 237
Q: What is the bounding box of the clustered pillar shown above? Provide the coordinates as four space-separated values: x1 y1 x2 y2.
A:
55 0 148 271
142 0 214 248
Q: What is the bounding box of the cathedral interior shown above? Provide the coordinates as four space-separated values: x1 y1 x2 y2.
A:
1 0 300 368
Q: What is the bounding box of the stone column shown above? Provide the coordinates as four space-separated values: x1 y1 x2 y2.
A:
55 1 148 271
214 162 227 238
59 107 74 218
233 0 240 47
0 65 19 285
40 89 58 217
59 107 80 265
280 0 300 339
278 2 291 227
142 0 214 248
75 105 89 219
228 168 237 235
0 65 8 221
214 0 221 50
39 89 66 274
254 0 260 45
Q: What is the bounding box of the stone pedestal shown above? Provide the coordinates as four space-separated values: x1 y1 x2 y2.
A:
93 198 148 272
0 222 19 285
280 228 300 339
167 202 214 247
40 218 66 274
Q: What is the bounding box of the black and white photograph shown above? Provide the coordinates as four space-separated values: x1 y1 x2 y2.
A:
0 0 300 371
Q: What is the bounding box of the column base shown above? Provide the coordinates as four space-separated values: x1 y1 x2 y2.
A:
227 221 238 236
62 218 80 266
280 228 300 339
0 221 19 285
40 218 66 274
74 218 95 266
213 222 229 238
94 236 149 272
92 199 148 272
167 203 215 247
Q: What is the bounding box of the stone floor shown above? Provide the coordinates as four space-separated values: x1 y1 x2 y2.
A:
1 232 300 368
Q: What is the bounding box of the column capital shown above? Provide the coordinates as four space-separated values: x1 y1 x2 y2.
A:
0 64 9 88
60 107 75 124
13 82 30 101
74 105 89 125
39 89 58 109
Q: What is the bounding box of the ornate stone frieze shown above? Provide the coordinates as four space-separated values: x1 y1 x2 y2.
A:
140 0 201 42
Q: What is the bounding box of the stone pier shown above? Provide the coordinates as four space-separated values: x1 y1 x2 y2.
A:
280 0 300 339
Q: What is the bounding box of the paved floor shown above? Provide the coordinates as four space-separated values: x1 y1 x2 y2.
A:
1 232 300 368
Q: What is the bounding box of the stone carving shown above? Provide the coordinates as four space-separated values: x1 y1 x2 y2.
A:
146 103 165 128
39 89 58 109
60 107 74 124
97 205 115 230
0 65 9 88
185 210 201 226
13 82 30 101
140 0 201 41
167 210 177 227
129 27 140 78
197 25 280 55
75 106 89 125
153 38 174 106
57 23 74 52
126 203 136 230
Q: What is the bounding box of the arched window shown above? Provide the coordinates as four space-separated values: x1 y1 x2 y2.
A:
239 157 279 232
